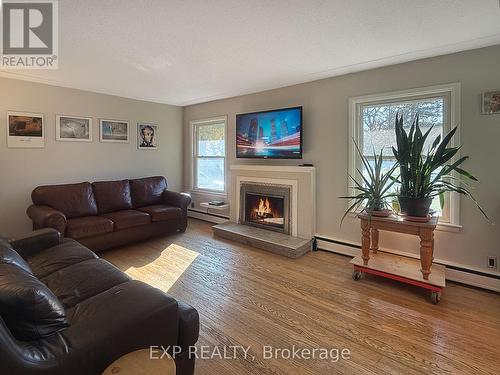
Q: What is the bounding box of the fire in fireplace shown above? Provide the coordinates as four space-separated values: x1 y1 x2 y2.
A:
245 193 285 230
239 182 291 234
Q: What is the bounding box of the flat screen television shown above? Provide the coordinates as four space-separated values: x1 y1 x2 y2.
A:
236 106 303 159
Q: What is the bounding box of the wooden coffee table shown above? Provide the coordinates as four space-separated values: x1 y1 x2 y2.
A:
102 349 176 375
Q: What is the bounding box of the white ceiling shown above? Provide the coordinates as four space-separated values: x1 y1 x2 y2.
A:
2 0 500 106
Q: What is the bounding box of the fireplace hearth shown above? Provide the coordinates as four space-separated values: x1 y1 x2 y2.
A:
239 182 291 234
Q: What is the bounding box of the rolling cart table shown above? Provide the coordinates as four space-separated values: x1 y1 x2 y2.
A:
350 212 445 304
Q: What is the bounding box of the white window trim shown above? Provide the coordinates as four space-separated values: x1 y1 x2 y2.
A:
348 82 461 230
190 116 227 195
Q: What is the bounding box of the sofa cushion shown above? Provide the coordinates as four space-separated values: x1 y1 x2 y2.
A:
41 258 131 308
130 176 167 208
101 209 151 230
66 216 114 239
137 205 182 222
92 180 133 214
26 238 98 279
0 238 33 274
63 280 179 362
32 182 98 218
0 263 68 341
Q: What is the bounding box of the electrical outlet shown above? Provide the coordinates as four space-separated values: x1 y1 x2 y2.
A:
487 256 497 269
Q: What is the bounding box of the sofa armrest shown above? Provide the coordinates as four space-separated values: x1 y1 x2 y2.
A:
177 301 199 350
27 204 67 235
9 228 62 258
163 191 191 211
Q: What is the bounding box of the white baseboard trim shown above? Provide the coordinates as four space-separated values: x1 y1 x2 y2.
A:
316 237 500 293
188 209 229 224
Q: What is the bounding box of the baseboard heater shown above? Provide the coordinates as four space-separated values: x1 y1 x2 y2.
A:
188 208 229 220
315 235 500 292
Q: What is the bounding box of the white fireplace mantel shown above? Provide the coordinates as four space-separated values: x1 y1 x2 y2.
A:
230 164 315 173
229 164 316 240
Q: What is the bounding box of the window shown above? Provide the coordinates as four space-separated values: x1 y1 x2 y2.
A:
348 83 461 226
192 117 226 193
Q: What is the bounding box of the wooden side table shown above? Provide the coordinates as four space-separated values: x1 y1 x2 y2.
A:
358 212 438 280
351 213 445 304
102 349 176 375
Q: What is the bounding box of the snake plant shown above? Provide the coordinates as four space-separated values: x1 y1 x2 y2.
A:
392 113 487 218
340 139 398 224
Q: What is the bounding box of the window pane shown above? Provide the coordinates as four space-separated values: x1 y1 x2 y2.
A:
197 123 225 157
196 158 224 191
361 97 444 156
360 97 445 216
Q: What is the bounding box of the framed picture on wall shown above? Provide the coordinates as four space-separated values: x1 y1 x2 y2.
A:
56 115 93 142
137 122 158 150
481 90 500 114
7 111 45 148
99 119 129 143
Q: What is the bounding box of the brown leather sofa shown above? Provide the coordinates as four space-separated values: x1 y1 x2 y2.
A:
27 176 191 252
0 228 199 375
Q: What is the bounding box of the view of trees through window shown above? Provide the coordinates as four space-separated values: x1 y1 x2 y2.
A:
195 122 225 191
360 97 445 214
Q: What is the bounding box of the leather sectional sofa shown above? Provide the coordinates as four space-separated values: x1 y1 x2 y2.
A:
27 176 191 252
0 228 199 375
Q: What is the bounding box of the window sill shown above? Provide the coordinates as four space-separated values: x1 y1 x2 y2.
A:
345 212 462 233
436 222 462 233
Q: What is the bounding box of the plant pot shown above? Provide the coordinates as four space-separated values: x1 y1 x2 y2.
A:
398 196 432 217
368 198 385 212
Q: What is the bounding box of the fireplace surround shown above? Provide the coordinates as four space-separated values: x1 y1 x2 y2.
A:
231 165 316 240
212 165 315 258
239 182 291 234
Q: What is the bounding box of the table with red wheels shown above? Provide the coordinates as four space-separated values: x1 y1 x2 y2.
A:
350 213 445 304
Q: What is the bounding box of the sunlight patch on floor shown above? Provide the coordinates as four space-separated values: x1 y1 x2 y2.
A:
124 244 199 292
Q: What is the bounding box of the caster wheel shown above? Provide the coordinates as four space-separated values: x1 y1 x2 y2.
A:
352 270 362 281
431 291 441 304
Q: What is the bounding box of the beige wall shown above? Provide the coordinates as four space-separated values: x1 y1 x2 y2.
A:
0 77 183 237
183 45 500 273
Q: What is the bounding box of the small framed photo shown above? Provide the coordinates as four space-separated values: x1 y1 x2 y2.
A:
481 90 500 115
137 122 158 150
100 119 129 143
56 115 92 142
7 111 44 148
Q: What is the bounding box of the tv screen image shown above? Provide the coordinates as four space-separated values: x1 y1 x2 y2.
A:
236 106 302 159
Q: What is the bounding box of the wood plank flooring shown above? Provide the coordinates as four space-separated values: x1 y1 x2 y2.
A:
102 219 500 375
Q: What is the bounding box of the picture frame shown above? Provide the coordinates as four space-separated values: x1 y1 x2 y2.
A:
481 90 500 115
7 111 45 148
56 115 93 142
137 122 158 150
99 119 129 143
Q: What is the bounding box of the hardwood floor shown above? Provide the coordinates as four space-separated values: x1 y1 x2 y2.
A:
102 219 500 375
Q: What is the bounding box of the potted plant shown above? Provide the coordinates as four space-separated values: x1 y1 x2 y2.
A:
392 114 487 218
340 140 399 223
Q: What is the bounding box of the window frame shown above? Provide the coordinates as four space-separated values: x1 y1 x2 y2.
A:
191 116 227 194
348 83 461 229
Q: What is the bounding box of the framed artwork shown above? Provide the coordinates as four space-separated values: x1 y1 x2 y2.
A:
7 111 44 148
99 119 129 143
56 115 92 142
137 122 158 150
481 90 500 115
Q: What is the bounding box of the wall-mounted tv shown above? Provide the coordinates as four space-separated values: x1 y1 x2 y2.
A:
236 106 303 159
